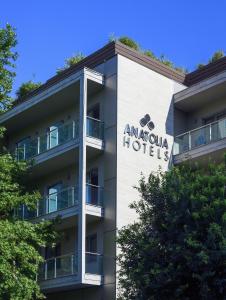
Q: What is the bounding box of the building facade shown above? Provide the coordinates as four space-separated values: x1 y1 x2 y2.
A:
0 41 225 300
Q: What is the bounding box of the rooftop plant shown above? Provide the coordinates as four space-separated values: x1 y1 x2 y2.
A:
197 50 225 69
57 52 86 74
110 35 186 74
16 80 42 100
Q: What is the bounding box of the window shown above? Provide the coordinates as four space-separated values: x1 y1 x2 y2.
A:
48 122 63 149
87 104 101 139
86 168 99 205
16 137 30 160
48 183 63 213
87 104 100 120
86 234 97 253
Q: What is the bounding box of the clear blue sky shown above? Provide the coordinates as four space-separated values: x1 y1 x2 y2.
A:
1 0 226 96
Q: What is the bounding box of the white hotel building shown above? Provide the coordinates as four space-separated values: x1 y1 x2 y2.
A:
0 41 225 299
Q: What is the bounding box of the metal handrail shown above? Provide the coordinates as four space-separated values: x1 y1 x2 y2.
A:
15 116 104 161
16 183 104 220
85 251 102 256
86 115 103 123
44 252 75 263
175 116 226 138
86 182 102 189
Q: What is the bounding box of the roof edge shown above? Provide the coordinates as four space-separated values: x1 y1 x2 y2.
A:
14 41 188 107
185 56 226 86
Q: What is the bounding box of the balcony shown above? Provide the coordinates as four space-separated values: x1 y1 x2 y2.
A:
15 117 104 162
15 184 104 220
39 253 78 281
39 252 103 290
173 117 226 164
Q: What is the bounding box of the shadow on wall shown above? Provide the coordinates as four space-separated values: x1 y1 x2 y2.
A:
165 96 174 168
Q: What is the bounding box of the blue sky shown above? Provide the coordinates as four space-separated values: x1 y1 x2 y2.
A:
1 0 226 96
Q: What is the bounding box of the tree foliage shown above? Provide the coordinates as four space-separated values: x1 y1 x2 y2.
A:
118 162 226 300
0 24 56 300
0 24 17 111
16 80 42 100
0 144 55 300
0 152 57 300
56 52 85 74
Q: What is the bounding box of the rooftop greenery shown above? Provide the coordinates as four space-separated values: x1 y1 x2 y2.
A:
56 52 86 74
110 35 187 73
16 80 42 100
197 50 225 70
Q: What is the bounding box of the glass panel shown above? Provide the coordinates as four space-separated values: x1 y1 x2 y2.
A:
86 117 103 139
190 125 210 148
174 117 226 155
48 184 62 213
86 234 97 253
46 259 55 279
85 253 102 275
39 254 77 281
86 184 102 206
24 206 37 220
38 198 46 216
49 126 59 148
38 263 46 281
174 132 189 155
39 134 47 153
17 138 30 160
15 121 76 161
56 255 73 277
212 118 226 141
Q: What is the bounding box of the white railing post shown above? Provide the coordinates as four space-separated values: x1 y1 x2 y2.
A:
54 258 57 278
23 144 26 160
37 136 40 155
78 70 87 284
46 196 49 214
209 123 212 142
36 200 38 217
72 187 74 205
71 255 74 275
72 120 75 139
188 131 191 150
45 262 47 280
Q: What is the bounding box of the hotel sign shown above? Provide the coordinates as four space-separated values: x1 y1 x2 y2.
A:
123 114 169 161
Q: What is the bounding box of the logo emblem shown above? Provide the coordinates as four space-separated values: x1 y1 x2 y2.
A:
139 114 155 131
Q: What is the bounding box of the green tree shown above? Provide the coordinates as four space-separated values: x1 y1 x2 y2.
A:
0 148 56 300
57 52 85 74
118 162 226 300
0 24 56 300
16 80 42 100
0 24 17 111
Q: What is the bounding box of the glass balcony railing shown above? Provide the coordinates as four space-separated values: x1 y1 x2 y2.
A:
15 186 78 220
85 252 103 275
15 117 104 161
173 117 226 155
86 183 103 207
39 252 103 281
86 116 104 140
39 253 77 281
15 120 78 161
15 184 103 220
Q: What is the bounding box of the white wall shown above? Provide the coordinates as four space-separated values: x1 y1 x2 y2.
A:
116 55 185 228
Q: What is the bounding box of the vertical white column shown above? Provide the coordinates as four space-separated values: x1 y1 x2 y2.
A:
78 70 87 283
